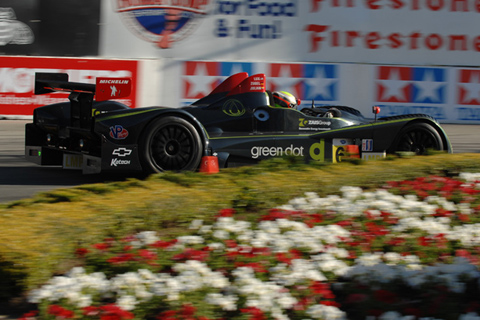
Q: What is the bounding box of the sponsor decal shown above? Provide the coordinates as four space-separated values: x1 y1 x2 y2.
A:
362 152 386 161
63 154 83 170
109 125 129 139
298 117 332 131
332 140 355 163
308 139 325 161
222 99 246 116
115 0 210 49
96 77 132 101
362 139 373 151
251 144 304 159
111 158 131 166
0 8 34 46
333 138 350 146
112 147 133 157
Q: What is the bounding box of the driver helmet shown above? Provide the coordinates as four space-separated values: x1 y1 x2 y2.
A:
272 91 300 109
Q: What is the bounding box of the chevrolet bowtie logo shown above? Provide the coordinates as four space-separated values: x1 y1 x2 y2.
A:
112 147 132 157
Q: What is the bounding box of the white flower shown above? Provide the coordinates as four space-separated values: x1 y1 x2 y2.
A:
306 304 346 320
136 231 159 245
116 295 137 311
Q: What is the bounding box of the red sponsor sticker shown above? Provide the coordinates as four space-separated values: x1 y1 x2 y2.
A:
95 78 132 101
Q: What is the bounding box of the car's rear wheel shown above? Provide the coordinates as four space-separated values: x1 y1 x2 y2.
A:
391 122 444 154
140 116 203 173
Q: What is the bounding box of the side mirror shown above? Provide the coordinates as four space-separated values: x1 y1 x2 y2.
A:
372 106 380 122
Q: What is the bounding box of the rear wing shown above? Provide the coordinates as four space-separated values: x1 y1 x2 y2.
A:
34 72 132 129
34 73 131 101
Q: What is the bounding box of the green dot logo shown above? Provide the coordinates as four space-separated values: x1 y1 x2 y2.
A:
222 99 246 117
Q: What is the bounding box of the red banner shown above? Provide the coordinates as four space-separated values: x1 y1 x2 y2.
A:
0 56 138 116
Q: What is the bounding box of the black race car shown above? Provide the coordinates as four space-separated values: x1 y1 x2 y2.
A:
25 72 452 174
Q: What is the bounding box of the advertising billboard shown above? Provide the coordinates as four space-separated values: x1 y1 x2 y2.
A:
0 0 100 56
0 56 138 117
100 0 480 66
179 61 480 124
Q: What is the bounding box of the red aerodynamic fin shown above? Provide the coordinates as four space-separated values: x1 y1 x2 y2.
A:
227 74 266 96
209 72 249 95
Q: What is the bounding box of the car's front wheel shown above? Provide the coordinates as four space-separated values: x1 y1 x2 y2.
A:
390 122 444 154
140 116 203 173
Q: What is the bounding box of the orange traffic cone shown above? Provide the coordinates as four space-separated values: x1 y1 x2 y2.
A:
199 156 219 174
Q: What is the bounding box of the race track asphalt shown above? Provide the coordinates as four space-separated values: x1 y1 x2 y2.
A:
1 120 480 204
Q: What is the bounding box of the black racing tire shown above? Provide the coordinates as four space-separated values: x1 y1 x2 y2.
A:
390 122 444 155
139 116 203 173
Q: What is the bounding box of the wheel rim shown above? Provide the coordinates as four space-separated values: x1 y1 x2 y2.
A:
397 129 441 154
150 124 195 170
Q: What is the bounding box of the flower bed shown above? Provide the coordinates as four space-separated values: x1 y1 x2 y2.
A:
22 173 480 320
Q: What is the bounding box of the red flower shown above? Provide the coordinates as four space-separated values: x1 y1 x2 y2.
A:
224 239 238 248
99 304 134 320
83 306 100 316
310 282 335 299
240 307 267 320
47 305 75 319
75 247 89 257
157 310 177 320
320 300 341 307
138 249 158 261
19 310 38 320
418 236 430 247
93 242 110 251
217 208 236 218
172 248 209 261
260 208 290 221
107 253 136 264
181 304 196 318
151 239 178 249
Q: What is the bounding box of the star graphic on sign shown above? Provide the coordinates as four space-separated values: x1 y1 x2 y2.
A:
379 68 409 101
185 63 217 98
461 72 480 104
304 65 336 100
270 65 301 95
413 69 443 103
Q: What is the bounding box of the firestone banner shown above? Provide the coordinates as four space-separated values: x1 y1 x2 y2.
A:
101 0 480 66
